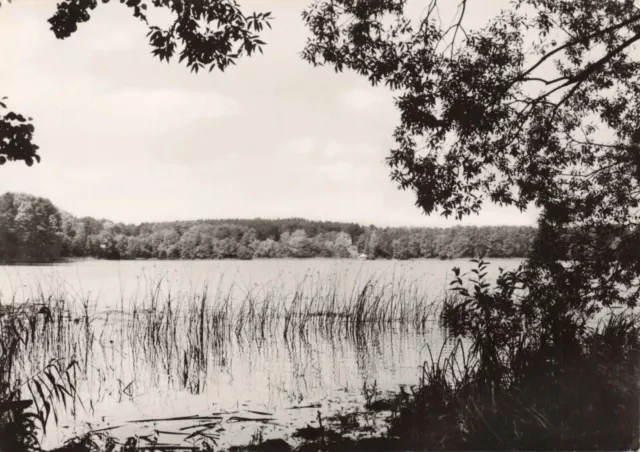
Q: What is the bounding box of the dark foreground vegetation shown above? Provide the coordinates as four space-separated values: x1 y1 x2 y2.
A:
222 303 640 452
0 259 637 452
0 192 535 263
0 303 79 452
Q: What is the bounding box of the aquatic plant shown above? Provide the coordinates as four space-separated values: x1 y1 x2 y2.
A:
0 302 79 452
386 259 640 450
0 271 443 449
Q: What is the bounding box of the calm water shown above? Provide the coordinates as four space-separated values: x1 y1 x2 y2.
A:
2 258 522 449
0 258 521 307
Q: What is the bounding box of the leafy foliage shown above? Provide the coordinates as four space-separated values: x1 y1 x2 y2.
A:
302 3 640 443
0 98 40 167
302 0 640 307
48 0 272 74
385 260 640 450
0 193 64 262
0 192 537 262
0 303 79 452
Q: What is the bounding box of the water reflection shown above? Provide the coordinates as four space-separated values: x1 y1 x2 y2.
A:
28 311 443 448
4 259 524 449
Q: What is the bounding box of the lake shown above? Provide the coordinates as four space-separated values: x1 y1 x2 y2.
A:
2 258 522 449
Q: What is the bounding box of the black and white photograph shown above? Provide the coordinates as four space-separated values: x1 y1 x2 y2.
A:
1 0 639 451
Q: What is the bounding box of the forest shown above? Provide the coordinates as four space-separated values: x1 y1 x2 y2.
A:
0 192 535 263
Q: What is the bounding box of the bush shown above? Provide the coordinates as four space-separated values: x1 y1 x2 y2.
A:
388 258 640 451
0 303 79 452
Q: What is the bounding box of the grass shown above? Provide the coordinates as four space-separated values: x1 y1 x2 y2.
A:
236 309 638 452
0 272 444 451
0 302 80 452
373 310 640 451
7 267 635 451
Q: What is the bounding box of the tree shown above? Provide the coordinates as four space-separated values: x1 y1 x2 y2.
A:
282 229 317 258
0 193 63 262
0 0 272 166
254 238 278 258
302 0 640 307
0 98 39 166
365 228 392 258
333 230 353 257
392 234 415 260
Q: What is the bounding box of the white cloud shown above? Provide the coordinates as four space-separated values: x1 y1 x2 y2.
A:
340 88 391 110
323 141 379 159
317 161 373 182
4 68 240 125
282 137 315 155
324 142 345 158
103 88 241 121
88 32 135 52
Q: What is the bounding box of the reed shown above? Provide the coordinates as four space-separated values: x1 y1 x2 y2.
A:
1 271 442 441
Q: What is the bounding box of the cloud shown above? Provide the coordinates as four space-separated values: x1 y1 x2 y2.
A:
324 142 345 159
5 67 240 126
103 88 241 121
316 161 373 183
282 137 315 155
323 141 379 159
88 31 136 52
339 88 391 110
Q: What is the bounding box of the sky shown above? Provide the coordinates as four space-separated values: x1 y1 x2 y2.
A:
0 0 539 227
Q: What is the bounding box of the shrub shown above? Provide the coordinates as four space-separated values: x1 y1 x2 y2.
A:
389 258 640 450
0 303 79 452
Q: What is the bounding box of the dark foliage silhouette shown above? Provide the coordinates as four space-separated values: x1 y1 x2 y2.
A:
302 0 640 307
0 304 79 452
302 1 640 449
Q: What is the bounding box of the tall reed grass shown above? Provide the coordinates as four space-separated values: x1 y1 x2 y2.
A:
1 271 445 448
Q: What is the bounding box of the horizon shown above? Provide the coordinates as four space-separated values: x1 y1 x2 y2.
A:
0 0 539 228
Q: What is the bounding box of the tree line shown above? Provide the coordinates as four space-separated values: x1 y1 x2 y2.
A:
0 192 536 263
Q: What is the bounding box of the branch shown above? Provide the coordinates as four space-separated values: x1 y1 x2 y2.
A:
420 0 438 24
558 162 626 180
450 0 467 58
568 137 628 150
552 32 640 113
519 13 640 79
521 76 570 85
519 30 640 118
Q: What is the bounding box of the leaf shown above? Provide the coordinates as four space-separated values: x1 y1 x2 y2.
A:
33 379 47 408
44 370 59 396
43 400 52 426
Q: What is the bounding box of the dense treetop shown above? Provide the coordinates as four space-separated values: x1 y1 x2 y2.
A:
302 0 640 222
0 192 535 263
302 0 640 307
